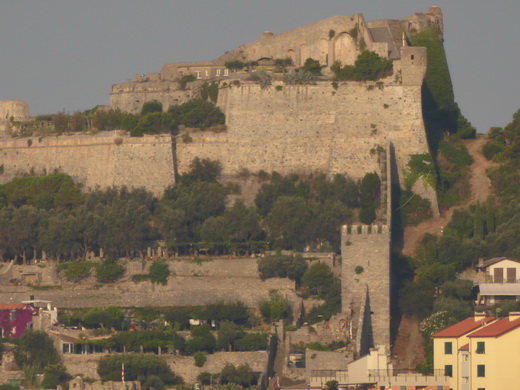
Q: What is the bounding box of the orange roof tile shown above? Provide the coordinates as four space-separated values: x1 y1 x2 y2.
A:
432 316 496 338
468 317 520 338
0 304 30 310
459 343 469 350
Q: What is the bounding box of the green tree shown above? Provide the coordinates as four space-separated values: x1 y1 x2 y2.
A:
217 321 243 351
131 112 175 137
266 196 320 250
233 333 268 351
302 58 322 75
257 253 308 284
97 353 178 384
169 99 225 130
302 262 335 296
185 325 216 354
219 363 258 387
259 291 291 322
14 330 60 370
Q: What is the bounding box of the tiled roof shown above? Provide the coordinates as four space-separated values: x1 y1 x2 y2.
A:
469 316 520 338
479 257 520 269
432 316 496 338
459 343 469 350
0 304 30 310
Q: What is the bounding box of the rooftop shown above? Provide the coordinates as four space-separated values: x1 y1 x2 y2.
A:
0 304 32 311
469 314 520 338
432 316 496 338
478 257 520 269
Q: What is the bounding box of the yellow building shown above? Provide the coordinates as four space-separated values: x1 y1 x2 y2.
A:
432 313 496 390
467 312 520 390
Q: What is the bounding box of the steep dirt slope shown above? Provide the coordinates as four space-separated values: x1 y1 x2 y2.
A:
394 134 496 367
402 135 496 257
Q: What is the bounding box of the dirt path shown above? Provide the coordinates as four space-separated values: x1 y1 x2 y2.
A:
402 134 497 257
392 315 424 369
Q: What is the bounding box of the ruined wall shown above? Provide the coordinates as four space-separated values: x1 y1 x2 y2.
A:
0 131 175 196
0 100 31 136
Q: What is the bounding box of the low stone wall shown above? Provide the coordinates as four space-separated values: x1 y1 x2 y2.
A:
0 276 295 308
64 351 268 384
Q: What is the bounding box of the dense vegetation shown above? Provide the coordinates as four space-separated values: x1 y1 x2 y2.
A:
11 98 225 138
331 51 393 81
399 108 520 372
0 164 382 262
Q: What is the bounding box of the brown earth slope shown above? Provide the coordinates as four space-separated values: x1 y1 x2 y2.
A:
394 134 496 368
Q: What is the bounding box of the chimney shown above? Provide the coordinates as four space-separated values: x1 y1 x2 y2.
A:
474 312 486 321
509 312 520 322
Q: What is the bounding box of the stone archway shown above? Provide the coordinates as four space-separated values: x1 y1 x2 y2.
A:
333 32 358 66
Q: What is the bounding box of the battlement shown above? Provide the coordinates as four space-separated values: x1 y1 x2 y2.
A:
343 225 390 235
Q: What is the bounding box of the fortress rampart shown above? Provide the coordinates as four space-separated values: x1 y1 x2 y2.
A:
0 131 175 196
177 55 430 192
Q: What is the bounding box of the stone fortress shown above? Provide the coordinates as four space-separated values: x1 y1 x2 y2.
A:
0 7 444 356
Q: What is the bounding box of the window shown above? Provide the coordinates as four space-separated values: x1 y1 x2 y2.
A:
224 69 229 76
216 69 221 76
444 341 453 354
444 365 453 377
195 71 201 79
477 388 486 390
476 341 485 354
477 365 486 377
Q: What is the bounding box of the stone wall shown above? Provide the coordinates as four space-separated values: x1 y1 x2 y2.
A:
0 258 296 308
340 225 391 349
64 351 268 384
0 131 175 196
177 69 430 191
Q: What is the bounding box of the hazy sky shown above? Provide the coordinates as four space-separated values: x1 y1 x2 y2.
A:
1 1 519 132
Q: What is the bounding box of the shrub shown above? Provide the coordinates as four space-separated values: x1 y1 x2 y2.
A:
483 141 505 160
438 141 473 167
193 352 207 367
59 261 94 281
149 259 170 285
178 74 196 90
95 258 124 283
225 60 245 71
259 291 291 322
141 100 163 115
331 51 393 81
41 372 59 389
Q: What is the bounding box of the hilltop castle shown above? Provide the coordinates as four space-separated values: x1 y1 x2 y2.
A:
0 7 444 353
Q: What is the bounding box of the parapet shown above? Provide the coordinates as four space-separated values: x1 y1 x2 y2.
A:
342 225 389 235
